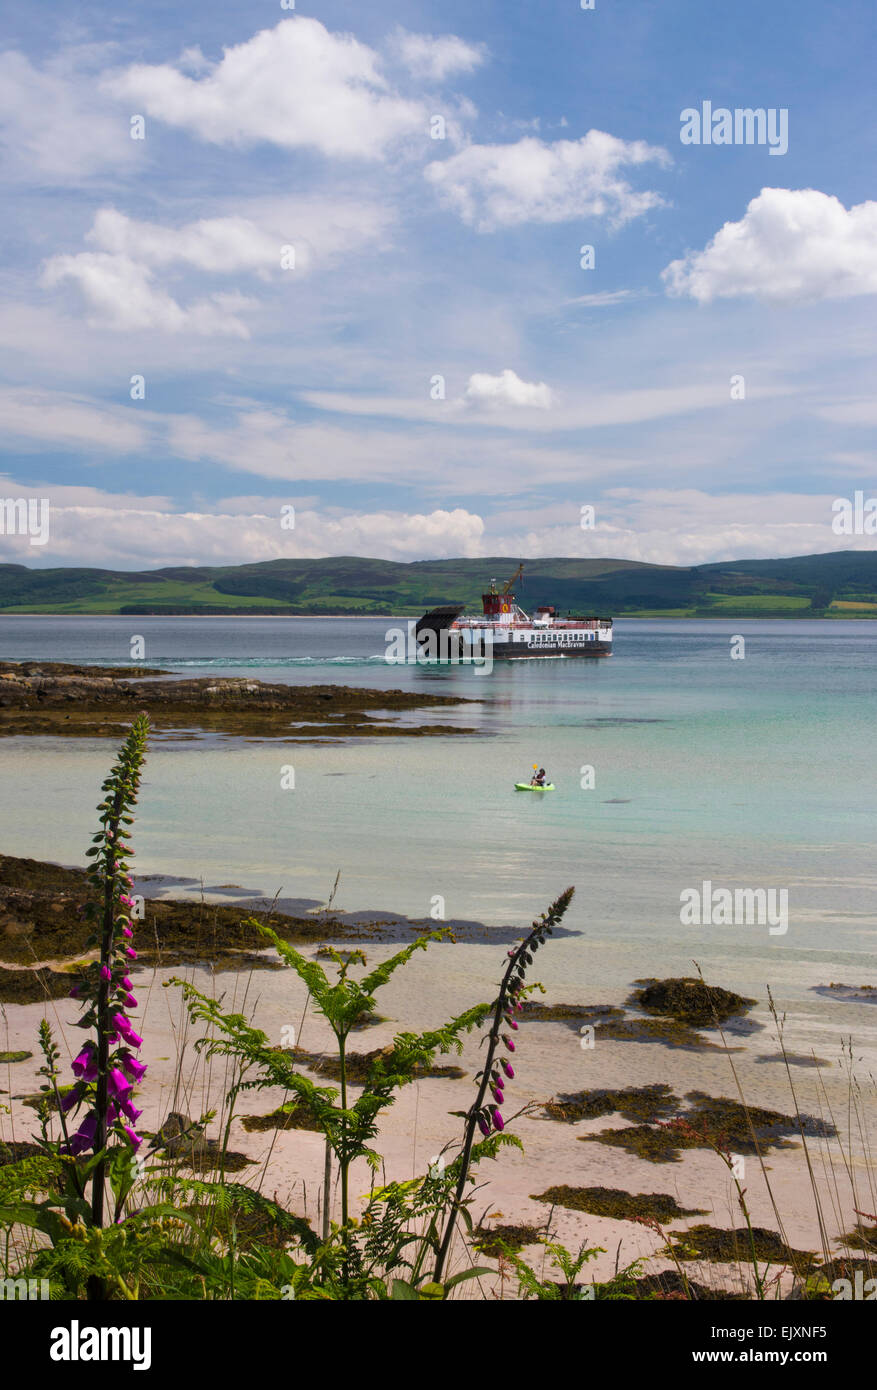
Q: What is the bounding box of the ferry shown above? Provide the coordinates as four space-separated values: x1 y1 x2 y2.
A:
415 565 612 660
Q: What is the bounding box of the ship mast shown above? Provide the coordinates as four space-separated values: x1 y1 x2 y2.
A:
482 563 526 623
501 563 524 595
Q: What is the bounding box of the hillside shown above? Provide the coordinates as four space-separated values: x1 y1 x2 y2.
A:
0 551 875 617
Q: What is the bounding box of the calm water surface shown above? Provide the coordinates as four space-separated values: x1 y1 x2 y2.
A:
1 615 875 1051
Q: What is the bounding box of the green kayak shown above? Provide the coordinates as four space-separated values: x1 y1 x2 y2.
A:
514 782 556 791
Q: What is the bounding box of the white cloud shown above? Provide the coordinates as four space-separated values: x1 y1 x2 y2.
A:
300 379 758 432
86 208 284 275
0 387 147 452
487 488 875 567
388 28 487 82
566 289 642 308
176 46 212 77
0 475 171 512
302 507 485 559
0 49 134 181
464 369 553 410
41 252 254 337
237 196 394 264
2 500 485 568
168 409 450 483
105 17 426 159
215 493 321 515
163 403 631 492
5 484 871 571
39 199 393 336
663 188 877 303
425 131 669 231
85 200 391 274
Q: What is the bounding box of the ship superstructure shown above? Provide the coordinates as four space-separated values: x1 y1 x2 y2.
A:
416 566 613 660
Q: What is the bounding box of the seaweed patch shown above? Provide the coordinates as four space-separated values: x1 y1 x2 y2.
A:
531 1184 706 1222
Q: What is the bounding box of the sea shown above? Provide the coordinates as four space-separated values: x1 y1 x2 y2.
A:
1 615 876 1072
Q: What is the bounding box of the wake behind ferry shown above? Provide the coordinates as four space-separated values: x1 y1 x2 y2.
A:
415 565 613 660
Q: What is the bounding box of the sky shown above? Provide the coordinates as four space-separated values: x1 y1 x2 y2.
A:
0 0 875 570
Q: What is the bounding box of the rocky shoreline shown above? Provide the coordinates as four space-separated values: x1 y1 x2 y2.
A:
0 661 479 739
0 853 530 994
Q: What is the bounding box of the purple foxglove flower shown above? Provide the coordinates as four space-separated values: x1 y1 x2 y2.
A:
64 1110 98 1155
119 895 134 907
492 1086 504 1104
505 1017 519 1030
501 1061 515 1079
119 1097 143 1123
100 966 112 982
125 947 137 959
60 1085 82 1113
121 993 138 1009
71 1044 98 1081
108 1067 133 1098
121 976 133 991
122 1125 142 1151
492 1109 504 1131
502 1036 515 1052
69 984 83 999
112 1013 143 1048
477 1116 491 1137
119 1052 147 1083
122 927 134 939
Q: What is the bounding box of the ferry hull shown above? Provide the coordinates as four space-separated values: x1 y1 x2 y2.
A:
498 642 612 658
415 594 613 661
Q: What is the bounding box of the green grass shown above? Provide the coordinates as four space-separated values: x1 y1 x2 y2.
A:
702 593 812 611
611 607 698 619
5 580 293 614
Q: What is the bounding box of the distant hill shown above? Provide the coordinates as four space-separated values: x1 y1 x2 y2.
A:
0 551 876 617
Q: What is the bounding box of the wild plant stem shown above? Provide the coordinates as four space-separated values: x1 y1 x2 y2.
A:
87 782 124 1301
433 940 525 1283
91 785 123 1234
339 1030 349 1282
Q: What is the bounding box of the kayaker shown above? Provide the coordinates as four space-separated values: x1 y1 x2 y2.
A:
531 767 547 786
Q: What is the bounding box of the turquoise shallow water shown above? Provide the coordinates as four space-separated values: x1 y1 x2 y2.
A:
1 616 875 1022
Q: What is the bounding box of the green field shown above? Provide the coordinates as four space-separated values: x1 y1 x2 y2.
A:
4 578 294 615
701 593 812 612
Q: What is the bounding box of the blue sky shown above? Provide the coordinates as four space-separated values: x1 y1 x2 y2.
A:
0 0 875 568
